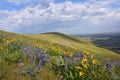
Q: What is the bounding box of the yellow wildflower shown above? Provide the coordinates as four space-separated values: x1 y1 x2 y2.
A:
79 71 84 76
92 59 97 64
81 58 87 64
84 51 89 56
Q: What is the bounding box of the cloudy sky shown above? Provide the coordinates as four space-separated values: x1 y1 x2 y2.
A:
0 0 120 34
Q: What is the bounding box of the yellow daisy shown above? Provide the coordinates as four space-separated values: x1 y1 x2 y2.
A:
93 59 97 64
79 71 84 76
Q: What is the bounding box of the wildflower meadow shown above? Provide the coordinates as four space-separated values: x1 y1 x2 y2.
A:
0 31 120 80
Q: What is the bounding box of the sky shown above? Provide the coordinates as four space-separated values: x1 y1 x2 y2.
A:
0 0 120 34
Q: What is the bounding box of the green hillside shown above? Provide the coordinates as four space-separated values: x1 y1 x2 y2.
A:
0 30 120 80
25 32 120 61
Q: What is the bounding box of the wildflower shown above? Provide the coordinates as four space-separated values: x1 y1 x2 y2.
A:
92 59 97 64
106 61 113 75
84 51 89 56
41 51 46 57
65 55 72 62
29 55 33 62
75 66 82 70
106 62 112 69
79 71 84 76
34 55 36 62
38 60 43 70
42 58 47 63
81 58 87 64
28 69 32 75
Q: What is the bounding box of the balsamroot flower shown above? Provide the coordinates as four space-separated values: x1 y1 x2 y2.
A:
92 59 97 64
84 51 89 56
81 58 87 64
79 71 84 76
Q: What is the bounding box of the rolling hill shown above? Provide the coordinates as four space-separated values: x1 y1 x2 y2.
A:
24 32 120 61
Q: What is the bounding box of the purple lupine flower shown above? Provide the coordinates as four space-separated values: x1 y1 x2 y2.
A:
34 48 38 54
106 61 112 69
41 52 45 58
39 48 42 51
73 53 77 58
42 59 47 63
65 55 72 62
34 55 36 62
28 69 32 75
38 53 41 59
38 60 43 70
29 54 33 62
23 47 30 54
105 61 113 75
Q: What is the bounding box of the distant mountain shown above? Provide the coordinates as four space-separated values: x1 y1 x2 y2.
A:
72 32 120 38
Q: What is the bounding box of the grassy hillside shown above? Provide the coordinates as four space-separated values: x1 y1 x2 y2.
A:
25 32 120 61
0 30 120 80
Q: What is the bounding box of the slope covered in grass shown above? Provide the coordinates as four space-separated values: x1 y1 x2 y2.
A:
0 30 120 80
25 32 120 61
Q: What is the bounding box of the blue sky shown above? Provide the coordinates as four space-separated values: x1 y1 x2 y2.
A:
0 0 120 34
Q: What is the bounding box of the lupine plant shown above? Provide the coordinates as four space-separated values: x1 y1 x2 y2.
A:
17 46 48 80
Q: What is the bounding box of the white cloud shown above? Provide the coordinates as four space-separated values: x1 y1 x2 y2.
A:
0 0 120 33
